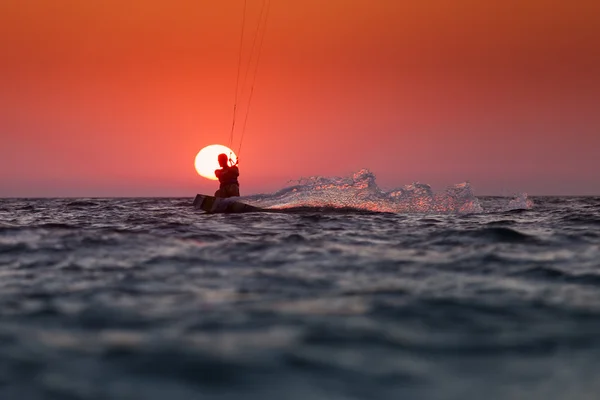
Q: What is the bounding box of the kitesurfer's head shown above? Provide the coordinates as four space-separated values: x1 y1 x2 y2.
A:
218 153 229 168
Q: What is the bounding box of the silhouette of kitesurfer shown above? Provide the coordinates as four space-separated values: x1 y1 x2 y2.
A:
214 153 240 198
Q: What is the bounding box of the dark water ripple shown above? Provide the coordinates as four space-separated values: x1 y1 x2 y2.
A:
1 197 600 399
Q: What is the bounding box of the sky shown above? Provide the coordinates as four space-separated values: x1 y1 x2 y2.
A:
1 0 599 197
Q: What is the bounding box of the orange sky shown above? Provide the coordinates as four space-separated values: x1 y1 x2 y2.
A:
1 0 599 196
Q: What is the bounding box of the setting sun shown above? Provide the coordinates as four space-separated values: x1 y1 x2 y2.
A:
194 144 238 180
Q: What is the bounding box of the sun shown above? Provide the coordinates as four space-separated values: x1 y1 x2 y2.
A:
195 144 238 180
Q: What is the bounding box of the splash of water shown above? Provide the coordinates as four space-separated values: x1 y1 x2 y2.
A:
504 192 535 211
242 169 485 214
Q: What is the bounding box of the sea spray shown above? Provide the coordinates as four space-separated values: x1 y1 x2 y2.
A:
242 169 488 213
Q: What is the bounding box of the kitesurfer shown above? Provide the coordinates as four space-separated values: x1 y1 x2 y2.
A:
214 153 240 198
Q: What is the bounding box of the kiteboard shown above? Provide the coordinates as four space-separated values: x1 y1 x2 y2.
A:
193 194 263 214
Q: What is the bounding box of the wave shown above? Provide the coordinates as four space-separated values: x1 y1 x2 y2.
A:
240 169 531 214
513 266 600 286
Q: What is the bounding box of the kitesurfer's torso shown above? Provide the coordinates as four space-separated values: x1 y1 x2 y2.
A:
214 166 240 198
215 166 239 188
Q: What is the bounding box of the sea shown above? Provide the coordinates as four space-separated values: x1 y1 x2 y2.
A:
1 170 599 400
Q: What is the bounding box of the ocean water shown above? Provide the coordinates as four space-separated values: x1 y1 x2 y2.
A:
1 172 600 400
